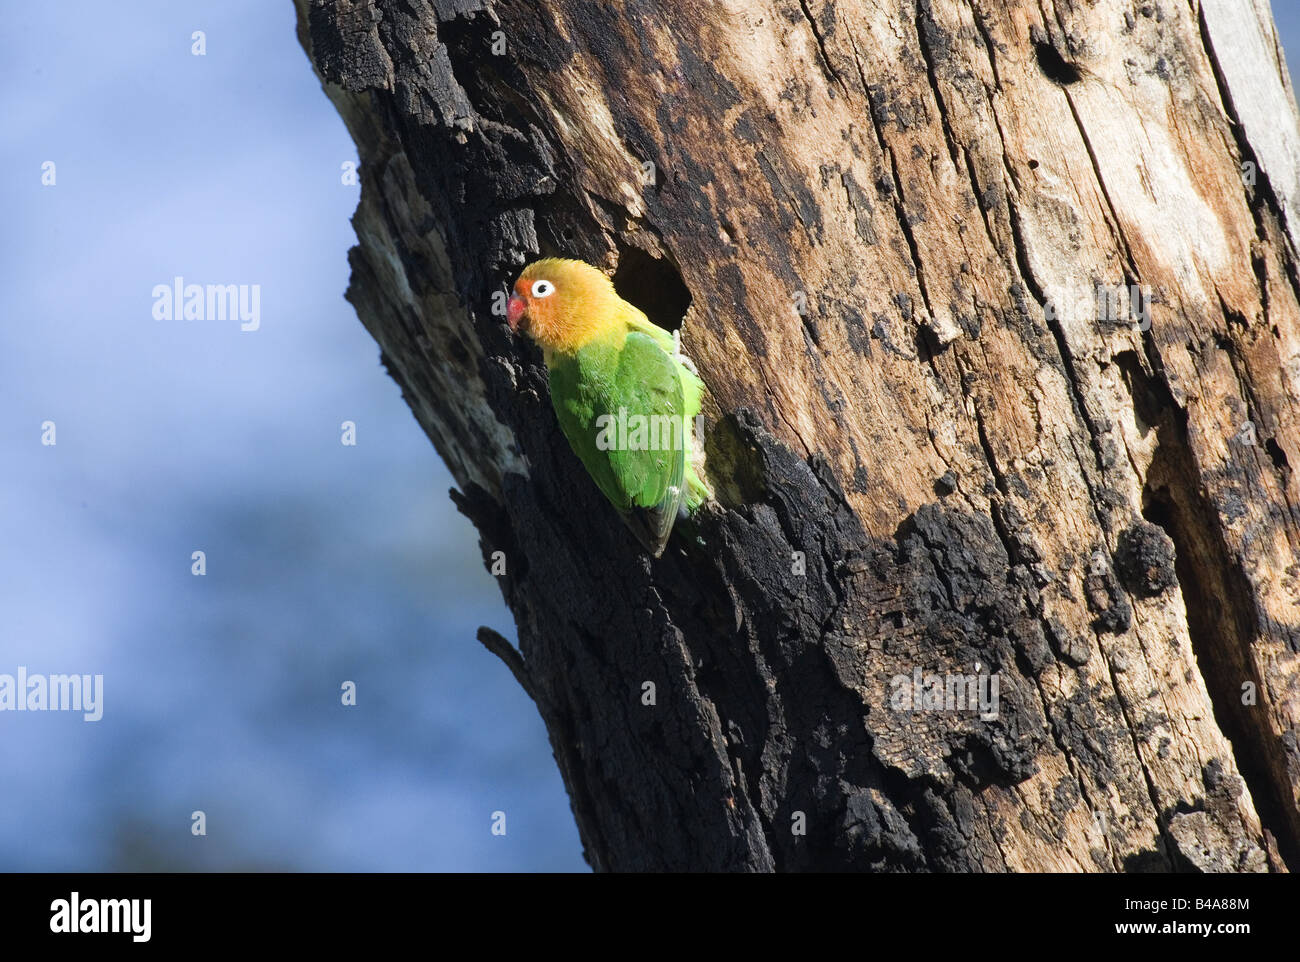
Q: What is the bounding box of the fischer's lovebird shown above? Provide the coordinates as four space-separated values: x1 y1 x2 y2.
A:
507 257 711 557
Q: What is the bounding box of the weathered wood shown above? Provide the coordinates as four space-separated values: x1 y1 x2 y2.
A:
295 0 1300 871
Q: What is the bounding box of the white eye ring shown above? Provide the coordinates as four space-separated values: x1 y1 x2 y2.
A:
531 280 556 298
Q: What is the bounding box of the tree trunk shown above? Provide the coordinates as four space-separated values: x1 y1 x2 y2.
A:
295 0 1300 872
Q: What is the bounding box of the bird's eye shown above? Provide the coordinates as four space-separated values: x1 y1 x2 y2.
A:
531 280 556 298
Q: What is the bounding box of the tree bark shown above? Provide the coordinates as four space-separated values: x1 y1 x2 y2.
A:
295 0 1300 871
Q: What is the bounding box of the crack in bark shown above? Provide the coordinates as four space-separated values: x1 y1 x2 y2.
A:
914 0 965 180
1062 90 1143 285
797 0 849 96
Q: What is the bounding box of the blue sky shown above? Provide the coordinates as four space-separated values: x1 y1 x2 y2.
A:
0 1 583 871
1 1 1296 872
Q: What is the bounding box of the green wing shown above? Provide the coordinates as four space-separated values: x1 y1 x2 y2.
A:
548 330 687 556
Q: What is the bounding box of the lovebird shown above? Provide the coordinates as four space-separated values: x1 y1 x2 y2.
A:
507 257 711 556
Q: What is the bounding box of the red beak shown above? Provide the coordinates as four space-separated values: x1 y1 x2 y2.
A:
506 295 526 331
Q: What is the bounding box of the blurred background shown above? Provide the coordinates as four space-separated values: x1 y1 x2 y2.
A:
0 1 583 871
1 2 1297 873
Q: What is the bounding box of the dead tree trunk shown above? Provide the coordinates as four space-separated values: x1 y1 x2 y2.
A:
295 0 1300 871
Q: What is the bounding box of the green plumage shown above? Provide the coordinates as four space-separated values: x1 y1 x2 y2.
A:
547 326 707 556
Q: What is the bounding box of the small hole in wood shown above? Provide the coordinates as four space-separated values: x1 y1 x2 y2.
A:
612 247 692 333
1265 437 1290 471
1034 42 1082 85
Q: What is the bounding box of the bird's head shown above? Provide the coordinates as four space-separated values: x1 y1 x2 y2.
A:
507 257 619 354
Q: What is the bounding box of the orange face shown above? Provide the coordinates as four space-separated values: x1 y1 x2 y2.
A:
506 273 558 334
505 258 617 354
